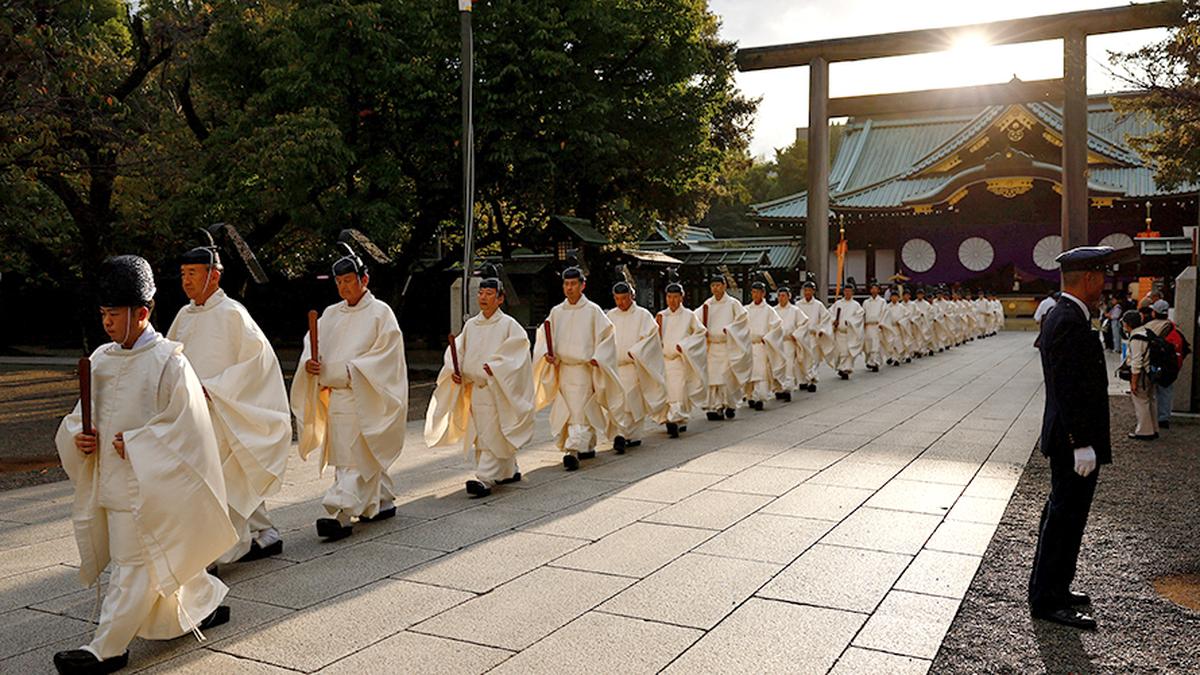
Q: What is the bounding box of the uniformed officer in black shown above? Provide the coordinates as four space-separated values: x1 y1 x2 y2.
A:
1029 246 1121 630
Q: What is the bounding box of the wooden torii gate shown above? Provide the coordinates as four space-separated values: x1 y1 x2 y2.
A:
736 2 1183 298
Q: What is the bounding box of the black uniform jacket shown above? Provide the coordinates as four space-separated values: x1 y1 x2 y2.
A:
1038 297 1112 464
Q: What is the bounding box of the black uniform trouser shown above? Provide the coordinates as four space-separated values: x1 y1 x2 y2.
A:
1029 450 1099 611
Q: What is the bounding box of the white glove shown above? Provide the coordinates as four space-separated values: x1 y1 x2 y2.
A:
1073 446 1097 477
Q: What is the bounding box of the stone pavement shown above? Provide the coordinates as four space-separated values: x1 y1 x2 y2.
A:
0 331 1044 674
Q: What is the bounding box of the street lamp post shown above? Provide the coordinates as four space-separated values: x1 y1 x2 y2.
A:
459 0 476 327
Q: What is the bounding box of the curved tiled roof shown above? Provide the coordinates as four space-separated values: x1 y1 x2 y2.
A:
752 96 1198 221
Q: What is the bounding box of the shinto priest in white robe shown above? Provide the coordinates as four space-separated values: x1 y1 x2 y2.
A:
533 294 624 455
880 299 909 362
743 297 787 401
795 294 834 384
656 303 708 425
291 291 408 522
829 296 865 373
608 301 668 442
774 297 811 389
425 308 532 486
861 293 887 369
168 289 291 563
701 292 752 412
56 328 235 660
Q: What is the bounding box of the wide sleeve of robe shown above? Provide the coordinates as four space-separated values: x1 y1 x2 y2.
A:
122 346 237 597
678 311 710 409
423 332 470 449
290 315 330 465
532 316 559 412
587 307 628 441
723 302 754 388
54 346 107 586
190 306 291 506
761 307 788 386
346 306 409 470
627 310 669 421
809 304 836 362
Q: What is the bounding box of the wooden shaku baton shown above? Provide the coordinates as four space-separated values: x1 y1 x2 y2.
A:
78 357 92 436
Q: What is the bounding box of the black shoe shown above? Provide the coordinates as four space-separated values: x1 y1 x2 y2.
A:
563 454 580 471
781 392 791 402
614 436 627 454
1127 433 1159 441
868 365 879 372
198 605 231 630
578 449 596 460
1159 420 1170 429
54 649 129 674
626 439 642 448
666 422 679 438
751 400 763 411
358 506 396 522
905 357 912 363
774 392 786 400
678 425 687 432
316 518 353 541
1065 591 1091 606
706 411 722 421
1032 606 1097 630
498 472 522 484
237 539 283 562
465 480 492 498
724 408 736 419
838 371 849 380
807 384 817 392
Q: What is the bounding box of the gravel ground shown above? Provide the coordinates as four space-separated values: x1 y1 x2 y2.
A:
933 398 1200 674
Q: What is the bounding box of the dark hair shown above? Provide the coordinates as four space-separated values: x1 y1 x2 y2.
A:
1121 311 1143 329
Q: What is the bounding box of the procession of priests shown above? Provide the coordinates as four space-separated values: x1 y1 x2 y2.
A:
52 250 1004 672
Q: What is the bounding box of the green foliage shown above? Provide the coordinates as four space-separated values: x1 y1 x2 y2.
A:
2 0 754 330
1110 0 1200 191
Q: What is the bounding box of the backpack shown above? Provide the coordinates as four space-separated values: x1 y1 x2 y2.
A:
1132 330 1180 386
1159 322 1192 368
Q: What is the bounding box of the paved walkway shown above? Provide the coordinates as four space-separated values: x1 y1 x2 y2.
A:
0 332 1044 674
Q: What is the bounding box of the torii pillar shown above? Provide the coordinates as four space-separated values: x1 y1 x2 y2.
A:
1061 28 1089 250
808 57 830 300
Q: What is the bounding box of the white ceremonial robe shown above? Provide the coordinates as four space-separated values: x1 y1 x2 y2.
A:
960 300 978 339
911 299 934 355
292 292 408 522
861 296 886 368
743 300 787 401
55 328 236 660
608 304 668 441
992 299 1006 331
795 298 834 384
830 298 865 373
168 290 291 563
900 302 921 358
701 294 753 411
425 309 532 486
930 300 952 351
533 296 624 454
974 298 992 335
775 303 810 390
657 306 708 424
880 302 908 362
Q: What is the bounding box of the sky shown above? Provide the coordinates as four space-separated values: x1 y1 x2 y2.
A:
707 0 1170 158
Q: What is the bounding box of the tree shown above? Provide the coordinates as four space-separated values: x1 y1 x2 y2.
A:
173 0 754 277
1 0 207 346
1110 0 1200 190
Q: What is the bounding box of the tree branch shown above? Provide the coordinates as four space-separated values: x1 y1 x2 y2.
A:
113 15 173 102
176 74 209 142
